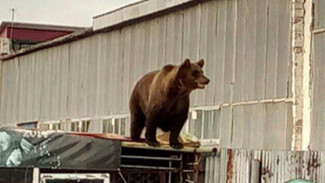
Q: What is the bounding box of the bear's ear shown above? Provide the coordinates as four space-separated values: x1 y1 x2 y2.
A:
181 58 191 68
197 59 204 68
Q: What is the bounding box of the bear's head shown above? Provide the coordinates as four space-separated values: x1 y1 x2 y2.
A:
176 58 210 93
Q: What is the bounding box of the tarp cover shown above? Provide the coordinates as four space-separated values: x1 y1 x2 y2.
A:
0 127 121 170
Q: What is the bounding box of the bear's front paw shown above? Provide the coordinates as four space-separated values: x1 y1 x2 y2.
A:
170 142 184 149
145 140 161 147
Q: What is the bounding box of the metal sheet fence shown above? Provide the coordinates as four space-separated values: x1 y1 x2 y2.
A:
204 149 325 183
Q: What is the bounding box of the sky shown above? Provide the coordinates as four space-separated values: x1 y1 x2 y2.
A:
0 0 140 27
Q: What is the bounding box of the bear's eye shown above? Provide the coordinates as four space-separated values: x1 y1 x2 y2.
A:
193 70 199 77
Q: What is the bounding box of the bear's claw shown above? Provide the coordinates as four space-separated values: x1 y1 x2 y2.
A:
170 142 184 149
145 140 161 147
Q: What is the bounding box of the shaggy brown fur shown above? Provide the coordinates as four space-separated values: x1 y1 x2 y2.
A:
129 59 210 149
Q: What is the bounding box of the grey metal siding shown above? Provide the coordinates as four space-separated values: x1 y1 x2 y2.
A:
314 0 325 29
311 32 325 150
231 103 292 150
312 0 325 149
0 0 292 150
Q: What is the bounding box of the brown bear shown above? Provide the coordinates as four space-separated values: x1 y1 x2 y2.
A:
129 58 210 149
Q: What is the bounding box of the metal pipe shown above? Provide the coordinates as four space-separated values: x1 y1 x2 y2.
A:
121 155 182 161
169 160 172 183
313 28 325 34
183 170 195 173
179 153 183 183
10 8 15 51
32 168 40 183
122 143 218 154
120 165 178 171
193 154 200 183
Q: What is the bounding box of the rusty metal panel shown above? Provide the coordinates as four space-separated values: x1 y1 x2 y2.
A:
261 151 325 183
311 32 325 150
223 149 252 183
206 150 325 183
314 0 325 29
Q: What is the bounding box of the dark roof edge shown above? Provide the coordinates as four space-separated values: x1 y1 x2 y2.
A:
0 21 86 33
0 28 94 61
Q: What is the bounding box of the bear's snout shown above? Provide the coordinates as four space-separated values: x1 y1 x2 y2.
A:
196 76 210 89
203 77 210 85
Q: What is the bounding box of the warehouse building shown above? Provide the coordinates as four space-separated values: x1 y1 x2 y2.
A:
0 0 324 182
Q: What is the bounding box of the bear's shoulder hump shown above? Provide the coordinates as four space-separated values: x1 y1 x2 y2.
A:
162 65 175 73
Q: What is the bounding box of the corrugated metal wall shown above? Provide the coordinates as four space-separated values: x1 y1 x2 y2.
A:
0 0 292 150
311 32 325 150
205 149 325 183
314 0 325 29
311 0 325 150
